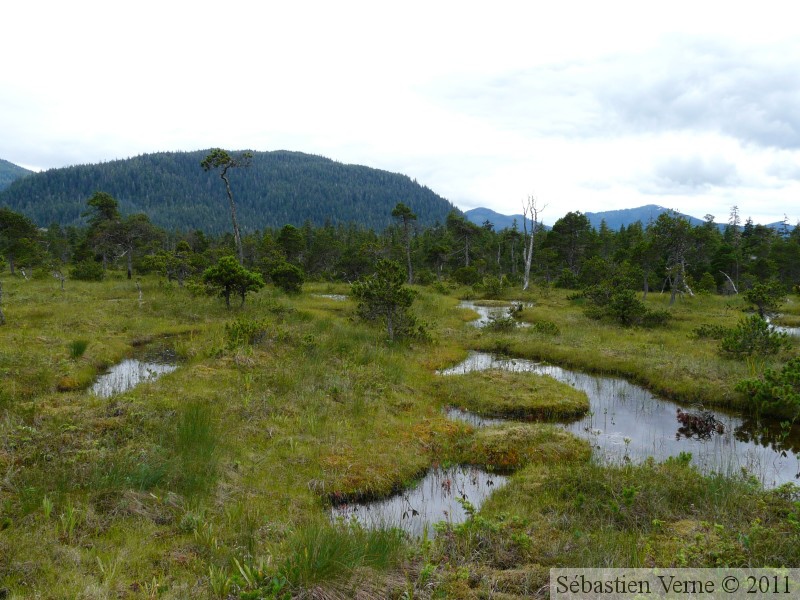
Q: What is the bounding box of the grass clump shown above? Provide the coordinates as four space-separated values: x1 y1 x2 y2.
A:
457 423 590 472
68 339 89 358
435 368 589 420
280 520 406 595
171 400 221 497
428 457 800 588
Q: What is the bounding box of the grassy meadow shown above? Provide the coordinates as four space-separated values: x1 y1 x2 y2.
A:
0 273 798 599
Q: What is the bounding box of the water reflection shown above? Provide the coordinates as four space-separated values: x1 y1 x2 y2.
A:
440 352 800 487
331 465 507 538
92 359 177 398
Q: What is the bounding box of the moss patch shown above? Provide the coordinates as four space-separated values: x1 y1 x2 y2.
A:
435 368 589 420
457 423 591 472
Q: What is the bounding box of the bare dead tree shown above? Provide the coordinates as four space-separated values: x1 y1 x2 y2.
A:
53 270 65 291
521 195 545 291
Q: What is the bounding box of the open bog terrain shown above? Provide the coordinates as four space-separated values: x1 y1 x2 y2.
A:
1 275 798 599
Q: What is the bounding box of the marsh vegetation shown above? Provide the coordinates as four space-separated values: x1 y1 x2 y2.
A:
0 271 798 599
1 194 800 599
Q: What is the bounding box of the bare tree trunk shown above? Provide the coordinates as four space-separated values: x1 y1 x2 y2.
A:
720 271 738 294
522 195 544 291
404 222 413 284
221 172 244 264
642 268 649 300
0 280 5 325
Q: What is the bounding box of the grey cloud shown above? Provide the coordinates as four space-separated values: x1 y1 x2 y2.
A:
601 38 800 149
766 157 800 181
427 36 800 149
646 156 740 195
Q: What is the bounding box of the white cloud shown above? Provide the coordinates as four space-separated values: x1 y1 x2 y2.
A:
1 0 798 225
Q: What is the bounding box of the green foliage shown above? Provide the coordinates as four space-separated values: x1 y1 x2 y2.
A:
351 259 424 341
68 339 89 359
737 357 800 418
691 323 730 340
225 317 269 348
281 521 405 590
481 275 505 299
0 150 456 232
202 256 265 308
555 268 581 289
485 313 517 331
452 266 481 286
270 262 305 294
531 320 560 336
584 286 671 328
696 272 717 294
173 401 220 497
69 260 104 281
719 315 790 358
743 281 786 318
0 157 32 190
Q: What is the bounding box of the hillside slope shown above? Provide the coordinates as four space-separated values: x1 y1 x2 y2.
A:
0 158 33 191
0 150 457 232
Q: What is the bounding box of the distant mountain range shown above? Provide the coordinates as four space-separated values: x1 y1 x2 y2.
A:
0 158 32 191
0 151 457 232
465 205 789 232
2 154 791 234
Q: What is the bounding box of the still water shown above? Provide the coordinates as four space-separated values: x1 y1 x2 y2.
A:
441 352 800 488
331 465 507 538
92 359 177 397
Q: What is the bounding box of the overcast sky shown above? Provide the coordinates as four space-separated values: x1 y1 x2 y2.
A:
2 1 798 225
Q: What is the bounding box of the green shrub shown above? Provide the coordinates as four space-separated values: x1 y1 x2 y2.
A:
719 315 790 358
736 357 800 419
351 259 427 342
452 266 481 286
225 317 269 348
481 275 505 299
691 324 730 340
555 268 580 289
584 286 671 328
270 262 305 294
531 320 560 336
485 313 517 331
202 256 265 308
696 272 717 294
70 260 104 281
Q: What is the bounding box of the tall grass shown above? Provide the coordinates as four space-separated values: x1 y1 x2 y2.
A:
173 400 220 497
281 520 406 591
68 339 89 359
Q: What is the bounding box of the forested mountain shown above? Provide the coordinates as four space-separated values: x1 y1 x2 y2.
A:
0 159 32 191
467 204 724 231
0 150 457 232
464 207 526 231
583 205 709 230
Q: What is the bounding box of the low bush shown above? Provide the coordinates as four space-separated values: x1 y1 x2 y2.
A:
719 315 790 358
69 260 104 281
